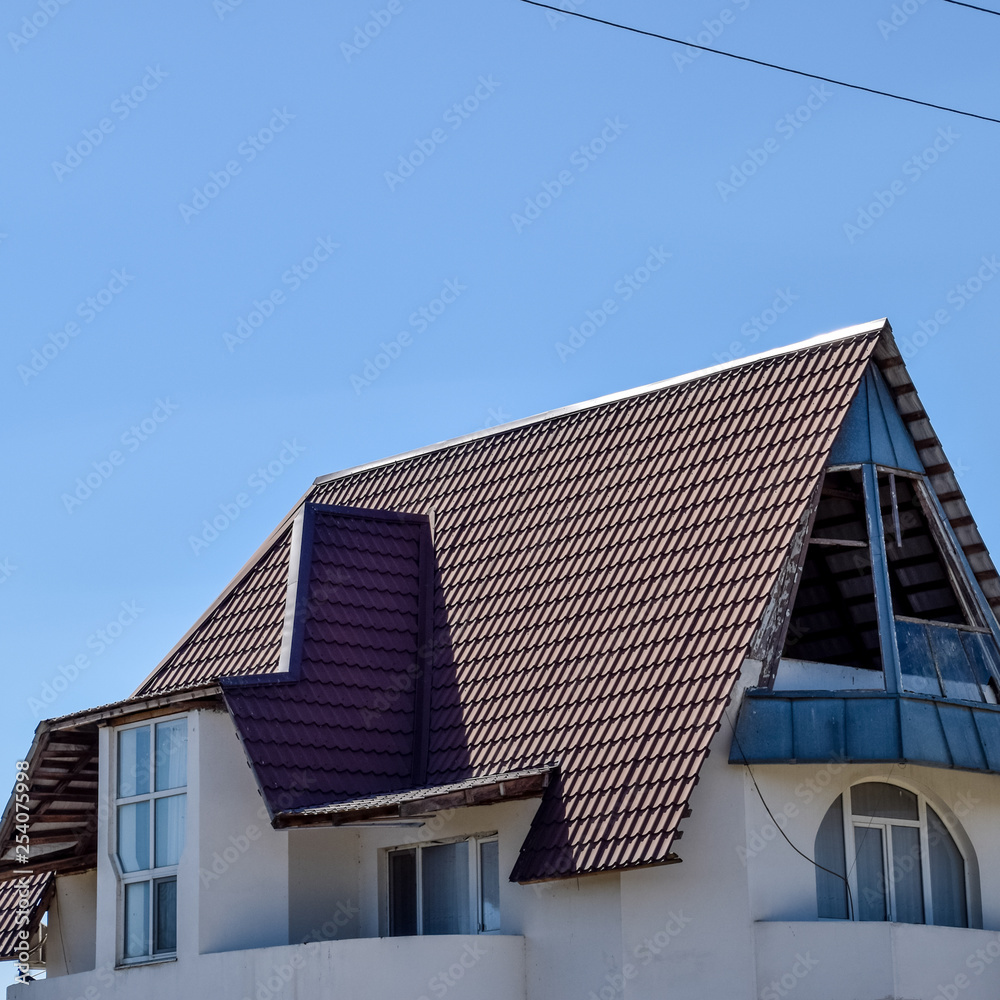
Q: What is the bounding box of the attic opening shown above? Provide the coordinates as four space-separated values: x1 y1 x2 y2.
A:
775 464 1000 703
780 469 883 685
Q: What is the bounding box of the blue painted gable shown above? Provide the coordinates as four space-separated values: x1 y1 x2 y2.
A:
828 365 923 471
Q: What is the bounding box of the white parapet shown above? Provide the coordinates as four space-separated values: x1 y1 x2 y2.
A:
7 934 526 1000
755 920 1000 999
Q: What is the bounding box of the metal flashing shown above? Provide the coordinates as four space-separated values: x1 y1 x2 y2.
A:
731 688 1000 777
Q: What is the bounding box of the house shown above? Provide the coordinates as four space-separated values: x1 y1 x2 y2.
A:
4 317 1000 1000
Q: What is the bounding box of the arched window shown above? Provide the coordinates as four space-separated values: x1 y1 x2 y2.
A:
815 781 969 927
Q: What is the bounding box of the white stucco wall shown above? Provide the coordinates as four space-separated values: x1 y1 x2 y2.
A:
196 708 289 955
10 935 526 1000
287 826 361 944
44 871 97 977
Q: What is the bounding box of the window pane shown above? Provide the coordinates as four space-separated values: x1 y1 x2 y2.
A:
118 727 150 798
479 840 500 932
154 794 186 868
389 850 417 936
854 826 887 921
154 879 177 953
852 783 918 821
155 719 187 791
124 881 150 959
929 625 982 703
896 619 944 697
815 796 848 919
117 802 150 873
928 807 968 927
422 841 470 935
891 825 924 924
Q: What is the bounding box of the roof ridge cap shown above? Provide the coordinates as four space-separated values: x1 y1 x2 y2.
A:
314 318 888 488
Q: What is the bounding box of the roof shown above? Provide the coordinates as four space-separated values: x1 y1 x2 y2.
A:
222 506 433 813
7 317 1000 888
0 873 51 962
277 765 555 825
153 319 891 881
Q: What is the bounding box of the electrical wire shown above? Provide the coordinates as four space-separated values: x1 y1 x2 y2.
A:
941 0 1000 15
726 707 855 920
516 0 1000 126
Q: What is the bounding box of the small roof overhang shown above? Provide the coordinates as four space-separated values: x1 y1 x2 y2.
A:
273 765 557 828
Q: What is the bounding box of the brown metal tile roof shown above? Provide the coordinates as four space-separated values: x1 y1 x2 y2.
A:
222 507 433 812
18 319 993 887
0 873 51 962
300 325 883 880
135 525 294 695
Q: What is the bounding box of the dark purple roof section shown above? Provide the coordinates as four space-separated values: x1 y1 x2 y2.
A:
221 505 436 814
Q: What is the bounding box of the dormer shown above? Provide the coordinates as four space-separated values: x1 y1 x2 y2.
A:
734 361 1000 774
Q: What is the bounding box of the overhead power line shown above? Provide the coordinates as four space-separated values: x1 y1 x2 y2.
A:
941 0 1000 16
517 0 1000 126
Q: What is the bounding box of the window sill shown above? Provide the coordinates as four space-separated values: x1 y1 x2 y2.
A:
116 955 177 970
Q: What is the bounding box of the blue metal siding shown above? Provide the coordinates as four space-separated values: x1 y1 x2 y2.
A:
731 690 1000 777
828 367 923 472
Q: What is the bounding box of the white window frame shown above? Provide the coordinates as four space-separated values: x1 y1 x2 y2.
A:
841 781 970 927
384 832 499 936
111 714 188 965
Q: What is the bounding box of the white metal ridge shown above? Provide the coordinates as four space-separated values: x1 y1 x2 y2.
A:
314 318 889 487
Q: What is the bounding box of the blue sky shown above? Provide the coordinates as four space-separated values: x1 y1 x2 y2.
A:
1 0 999 971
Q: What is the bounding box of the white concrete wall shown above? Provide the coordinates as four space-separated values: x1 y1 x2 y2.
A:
287 826 361 944
755 920 1000 999
10 935 526 1000
197 708 289 954
742 750 999 930
44 871 97 977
